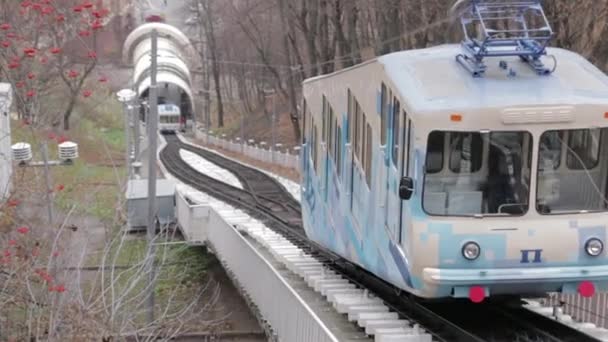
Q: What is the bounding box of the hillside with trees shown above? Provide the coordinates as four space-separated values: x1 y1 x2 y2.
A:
187 0 608 146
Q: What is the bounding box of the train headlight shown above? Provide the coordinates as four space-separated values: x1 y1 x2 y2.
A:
585 238 604 257
462 242 480 261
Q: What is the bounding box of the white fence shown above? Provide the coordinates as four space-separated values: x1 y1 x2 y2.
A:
194 128 300 170
546 292 608 329
193 202 338 342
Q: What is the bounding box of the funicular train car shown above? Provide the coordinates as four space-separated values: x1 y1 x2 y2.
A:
158 103 182 133
299 0 608 302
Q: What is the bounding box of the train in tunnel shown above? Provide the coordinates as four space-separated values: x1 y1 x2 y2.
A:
123 22 196 132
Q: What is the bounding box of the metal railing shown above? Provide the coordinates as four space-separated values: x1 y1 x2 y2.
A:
175 189 209 244
194 127 300 171
545 292 608 329
203 206 339 342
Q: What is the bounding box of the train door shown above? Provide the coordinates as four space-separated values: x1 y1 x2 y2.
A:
399 117 412 244
300 99 309 177
386 95 403 241
348 92 369 234
348 91 357 210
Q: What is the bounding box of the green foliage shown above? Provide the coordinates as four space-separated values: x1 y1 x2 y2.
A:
156 246 210 297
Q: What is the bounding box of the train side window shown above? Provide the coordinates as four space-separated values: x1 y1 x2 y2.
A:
567 129 600 170
405 118 412 177
337 127 342 178
354 99 361 159
360 110 367 166
333 117 339 163
331 106 336 160
449 133 483 173
391 98 401 168
400 111 410 175
426 132 444 174
380 83 387 145
310 118 314 158
328 104 334 161
347 89 353 143
322 96 327 144
302 99 307 145
312 124 319 173
365 123 373 186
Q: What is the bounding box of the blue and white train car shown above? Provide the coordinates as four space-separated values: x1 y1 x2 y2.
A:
300 43 608 302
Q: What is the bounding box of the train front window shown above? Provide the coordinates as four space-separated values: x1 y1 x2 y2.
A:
423 131 532 217
537 128 608 214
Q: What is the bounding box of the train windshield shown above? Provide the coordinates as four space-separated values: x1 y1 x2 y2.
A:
537 128 608 214
423 131 532 216
160 115 179 123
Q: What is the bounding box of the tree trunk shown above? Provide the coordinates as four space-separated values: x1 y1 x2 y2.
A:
201 0 224 127
334 0 353 68
347 1 361 64
278 0 302 142
299 0 320 76
63 95 77 131
319 0 333 74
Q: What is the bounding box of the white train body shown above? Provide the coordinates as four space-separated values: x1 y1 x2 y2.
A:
158 103 181 133
300 44 608 301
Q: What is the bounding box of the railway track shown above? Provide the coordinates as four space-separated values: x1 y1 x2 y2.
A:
160 133 601 342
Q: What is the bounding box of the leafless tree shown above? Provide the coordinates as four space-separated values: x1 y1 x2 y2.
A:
0 1 109 130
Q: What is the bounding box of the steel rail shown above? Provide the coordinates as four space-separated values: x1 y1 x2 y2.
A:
160 134 601 342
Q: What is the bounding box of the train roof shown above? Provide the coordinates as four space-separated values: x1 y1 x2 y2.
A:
305 44 608 113
158 103 180 114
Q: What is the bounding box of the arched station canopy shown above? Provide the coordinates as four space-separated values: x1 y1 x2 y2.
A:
138 73 194 103
122 23 196 120
123 23 196 65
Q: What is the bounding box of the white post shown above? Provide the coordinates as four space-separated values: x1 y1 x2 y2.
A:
123 102 131 179
133 103 140 163
41 142 54 225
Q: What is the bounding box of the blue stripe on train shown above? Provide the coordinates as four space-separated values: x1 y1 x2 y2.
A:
389 240 414 288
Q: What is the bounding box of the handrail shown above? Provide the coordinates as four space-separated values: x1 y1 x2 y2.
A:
205 207 339 342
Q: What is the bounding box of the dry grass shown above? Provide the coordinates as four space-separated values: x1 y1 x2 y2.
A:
10 91 126 223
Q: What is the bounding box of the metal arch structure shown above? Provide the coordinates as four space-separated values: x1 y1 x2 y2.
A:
123 23 196 65
123 23 196 122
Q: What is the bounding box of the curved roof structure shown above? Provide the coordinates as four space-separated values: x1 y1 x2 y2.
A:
134 55 191 87
123 23 195 65
133 38 186 66
123 23 196 115
138 73 193 102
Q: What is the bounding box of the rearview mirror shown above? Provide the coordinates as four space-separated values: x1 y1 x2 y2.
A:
399 177 414 200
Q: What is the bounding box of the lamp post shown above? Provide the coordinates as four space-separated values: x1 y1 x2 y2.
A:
0 83 13 202
117 89 137 180
132 102 141 164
